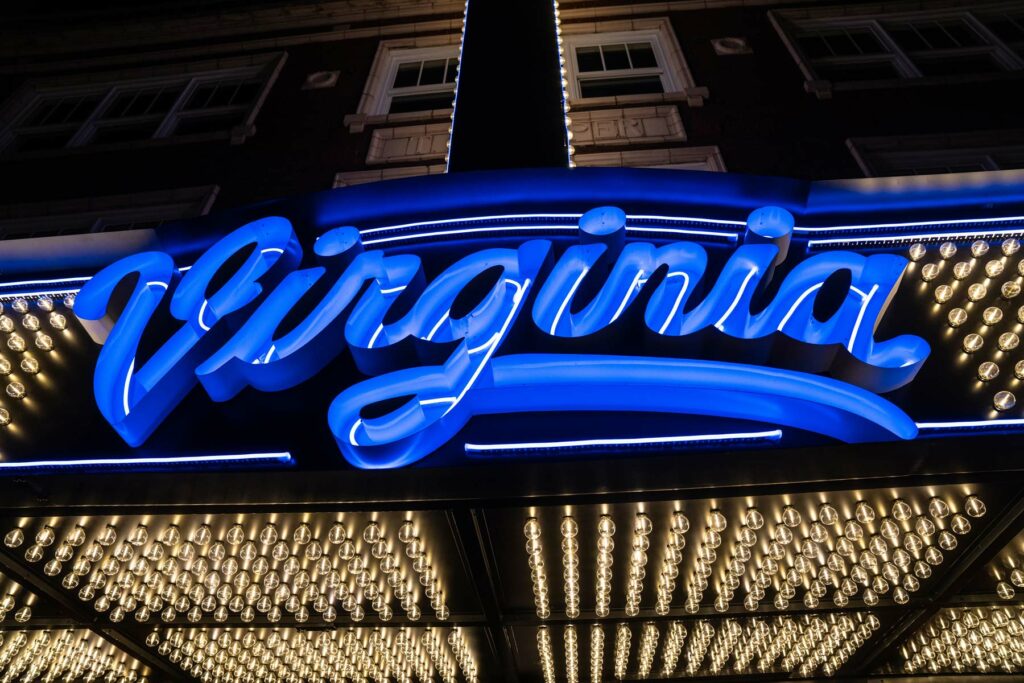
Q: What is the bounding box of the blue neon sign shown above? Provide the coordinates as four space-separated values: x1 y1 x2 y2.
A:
73 202 929 469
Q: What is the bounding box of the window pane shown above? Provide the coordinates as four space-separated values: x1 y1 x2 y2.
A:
825 32 861 57
388 91 455 114
601 44 630 70
579 74 663 98
393 62 421 88
25 95 99 126
576 46 603 72
813 60 900 82
444 58 459 84
850 31 884 54
184 84 216 110
797 35 832 59
888 25 929 51
627 42 658 68
419 59 447 86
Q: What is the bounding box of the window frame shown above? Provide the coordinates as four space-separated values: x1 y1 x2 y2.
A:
0 53 285 157
771 5 1024 97
565 34 672 100
381 48 459 116
352 40 461 125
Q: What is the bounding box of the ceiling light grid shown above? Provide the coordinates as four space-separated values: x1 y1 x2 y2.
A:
1 511 460 628
896 605 1024 675
0 628 149 683
147 624 477 683
530 612 880 680
515 489 987 620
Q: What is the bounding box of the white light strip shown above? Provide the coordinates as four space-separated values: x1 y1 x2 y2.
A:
465 429 782 453
809 227 1024 249
795 214 1024 233
363 224 738 246
0 275 91 287
0 452 294 471
0 288 81 299
917 419 1024 431
444 0 470 172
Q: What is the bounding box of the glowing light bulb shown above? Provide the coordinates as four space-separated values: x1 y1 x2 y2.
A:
978 362 1000 381
985 260 1005 278
6 382 25 399
1003 238 1021 255
938 242 957 259
7 335 26 352
994 390 1016 411
933 285 953 303
4 528 24 548
962 333 984 353
19 356 39 374
34 333 53 351
967 283 988 301
1002 282 1022 299
982 307 1003 325
0 408 9 427
952 262 973 279
908 243 927 261
921 264 940 281
964 495 986 517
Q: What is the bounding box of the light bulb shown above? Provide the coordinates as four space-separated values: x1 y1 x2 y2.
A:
994 391 1016 411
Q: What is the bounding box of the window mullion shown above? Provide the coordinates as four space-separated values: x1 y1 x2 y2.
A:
871 19 922 77
66 87 118 148
155 78 198 139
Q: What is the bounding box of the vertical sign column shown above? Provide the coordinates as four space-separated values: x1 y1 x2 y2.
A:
446 0 570 171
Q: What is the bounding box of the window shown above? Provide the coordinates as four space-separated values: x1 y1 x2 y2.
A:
848 131 1024 177
351 42 461 124
772 7 1024 94
387 55 458 114
573 42 664 98
0 55 284 155
563 28 682 101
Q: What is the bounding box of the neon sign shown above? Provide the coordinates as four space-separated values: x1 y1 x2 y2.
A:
74 204 928 469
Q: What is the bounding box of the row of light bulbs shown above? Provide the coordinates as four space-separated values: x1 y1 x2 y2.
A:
552 0 575 168
0 629 146 683
910 239 1024 411
149 625 475 683
0 570 34 624
524 494 984 620
900 606 1024 674
537 613 880 681
3 515 453 626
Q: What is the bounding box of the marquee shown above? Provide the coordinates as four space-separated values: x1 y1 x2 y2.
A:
2 167 1023 471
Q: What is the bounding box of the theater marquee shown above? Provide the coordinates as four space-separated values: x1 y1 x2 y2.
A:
1 168 1023 472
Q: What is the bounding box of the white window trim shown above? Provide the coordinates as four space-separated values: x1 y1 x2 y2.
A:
347 36 461 133
562 18 708 107
333 165 445 188
770 4 1024 99
0 53 286 157
0 185 219 240
847 131 1024 177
